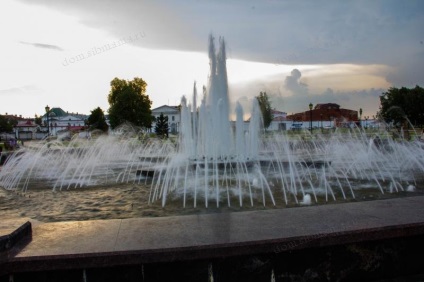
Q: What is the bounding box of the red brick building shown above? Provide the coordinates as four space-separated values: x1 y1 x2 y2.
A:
286 103 358 125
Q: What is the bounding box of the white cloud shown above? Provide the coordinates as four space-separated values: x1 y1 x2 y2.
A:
284 69 308 95
228 64 391 117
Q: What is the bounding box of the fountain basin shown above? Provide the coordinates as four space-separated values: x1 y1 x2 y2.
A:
2 196 424 280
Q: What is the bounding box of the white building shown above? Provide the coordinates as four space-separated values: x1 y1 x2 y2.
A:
151 105 180 134
42 107 87 137
14 120 39 140
268 109 290 131
151 105 304 134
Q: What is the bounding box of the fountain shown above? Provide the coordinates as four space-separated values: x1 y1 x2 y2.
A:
147 35 424 208
2 35 424 282
1 35 424 216
149 35 271 208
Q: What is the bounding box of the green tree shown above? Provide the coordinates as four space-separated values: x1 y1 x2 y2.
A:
379 85 424 126
88 107 109 132
0 115 14 132
34 115 42 126
155 113 169 138
256 91 273 129
107 77 153 129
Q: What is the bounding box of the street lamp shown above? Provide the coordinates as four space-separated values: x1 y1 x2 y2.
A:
309 103 313 133
84 119 89 138
45 105 50 136
359 108 363 128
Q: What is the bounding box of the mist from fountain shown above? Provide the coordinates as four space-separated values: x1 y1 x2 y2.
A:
0 127 175 192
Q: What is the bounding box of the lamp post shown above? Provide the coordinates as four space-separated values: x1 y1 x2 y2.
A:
320 114 323 132
45 105 50 136
309 103 313 133
359 108 362 128
84 119 89 139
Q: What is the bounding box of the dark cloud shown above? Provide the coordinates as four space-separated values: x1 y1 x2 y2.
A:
17 0 424 88
284 69 308 95
384 51 424 87
16 0 199 52
19 41 63 51
17 1 423 62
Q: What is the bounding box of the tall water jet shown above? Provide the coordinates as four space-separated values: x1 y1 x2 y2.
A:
149 34 270 207
201 35 232 158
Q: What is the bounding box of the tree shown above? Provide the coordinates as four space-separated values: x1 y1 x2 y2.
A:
155 113 169 138
107 77 153 129
88 107 109 132
379 86 424 126
34 115 42 126
256 91 273 129
0 115 14 132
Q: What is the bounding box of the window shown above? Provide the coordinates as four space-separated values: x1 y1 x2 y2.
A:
172 116 175 121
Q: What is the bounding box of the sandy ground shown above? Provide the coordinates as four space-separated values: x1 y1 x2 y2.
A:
1 181 422 224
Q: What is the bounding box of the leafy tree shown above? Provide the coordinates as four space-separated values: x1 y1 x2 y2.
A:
107 77 153 129
88 107 109 132
155 113 169 138
34 115 42 126
0 115 14 132
256 91 273 129
379 86 424 126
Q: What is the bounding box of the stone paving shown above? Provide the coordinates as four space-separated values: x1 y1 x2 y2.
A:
2 195 424 275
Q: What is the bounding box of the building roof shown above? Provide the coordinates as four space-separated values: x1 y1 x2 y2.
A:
15 120 38 127
44 107 67 117
68 126 85 131
152 105 180 114
314 103 340 110
2 114 25 121
271 109 286 115
44 108 88 119
272 116 287 122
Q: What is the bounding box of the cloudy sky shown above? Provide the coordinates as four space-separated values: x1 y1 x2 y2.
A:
1 0 423 118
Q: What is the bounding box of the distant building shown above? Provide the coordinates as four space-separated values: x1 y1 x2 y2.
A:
151 105 181 134
14 120 39 140
268 109 289 131
2 114 26 122
0 114 38 140
286 103 358 128
42 107 87 137
4 108 93 139
151 106 292 133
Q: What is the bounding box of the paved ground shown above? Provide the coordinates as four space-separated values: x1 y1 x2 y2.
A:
0 218 37 237
4 195 422 261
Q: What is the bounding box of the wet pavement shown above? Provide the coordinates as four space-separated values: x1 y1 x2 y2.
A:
1 195 423 277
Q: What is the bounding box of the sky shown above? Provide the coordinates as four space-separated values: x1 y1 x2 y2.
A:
1 0 423 119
